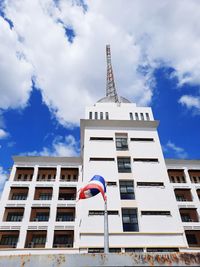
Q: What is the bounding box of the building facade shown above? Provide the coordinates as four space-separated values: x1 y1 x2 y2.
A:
0 47 200 255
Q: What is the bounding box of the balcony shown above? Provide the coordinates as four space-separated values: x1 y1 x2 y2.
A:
58 187 76 200
197 189 200 200
37 168 56 182
185 230 200 247
188 170 200 184
179 208 199 223
14 167 34 181
168 169 186 183
174 189 193 202
56 208 75 222
3 208 24 222
53 230 74 248
0 231 19 248
60 168 78 182
9 187 28 200
25 231 47 248
34 187 53 200
30 208 50 222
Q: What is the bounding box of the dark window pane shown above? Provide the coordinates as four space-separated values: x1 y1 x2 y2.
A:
122 209 139 232
117 158 131 173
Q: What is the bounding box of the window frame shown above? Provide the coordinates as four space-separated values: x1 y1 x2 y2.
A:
119 180 135 200
117 157 131 173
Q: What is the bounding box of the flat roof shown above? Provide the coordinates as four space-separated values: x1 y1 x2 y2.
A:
13 156 82 166
165 158 200 165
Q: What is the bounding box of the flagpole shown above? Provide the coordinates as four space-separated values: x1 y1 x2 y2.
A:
104 198 109 253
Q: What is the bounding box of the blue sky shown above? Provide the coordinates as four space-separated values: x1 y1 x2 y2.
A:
1 0 200 190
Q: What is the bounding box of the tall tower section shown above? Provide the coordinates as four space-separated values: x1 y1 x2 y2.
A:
78 45 186 252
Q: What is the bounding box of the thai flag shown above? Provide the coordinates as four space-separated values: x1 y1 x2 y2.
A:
79 175 106 201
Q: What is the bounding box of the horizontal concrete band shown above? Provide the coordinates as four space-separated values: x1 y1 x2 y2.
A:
80 232 184 235
0 253 200 267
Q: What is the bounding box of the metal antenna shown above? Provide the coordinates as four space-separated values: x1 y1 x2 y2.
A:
106 45 119 103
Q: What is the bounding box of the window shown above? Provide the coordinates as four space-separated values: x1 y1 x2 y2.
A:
39 193 52 200
90 157 115 161
133 158 158 163
89 112 92 119
54 235 72 245
146 113 150 121
140 113 144 120
181 214 192 222
193 176 197 183
129 112 133 120
32 235 46 245
107 182 117 186
35 213 49 221
170 176 175 183
105 112 109 120
88 248 104 253
56 213 74 221
137 182 164 187
135 113 139 120
7 213 23 222
0 236 18 246
147 248 179 252
12 194 27 200
100 112 103 120
89 210 119 216
176 195 186 202
122 209 139 232
125 248 143 252
95 112 98 120
109 248 121 253
90 137 113 141
117 157 131 173
130 138 154 142
186 234 198 245
141 211 171 216
116 137 128 151
120 181 135 199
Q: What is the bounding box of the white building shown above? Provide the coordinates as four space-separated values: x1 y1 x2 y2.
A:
0 46 200 255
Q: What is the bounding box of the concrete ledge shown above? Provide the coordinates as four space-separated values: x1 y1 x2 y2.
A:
0 253 200 266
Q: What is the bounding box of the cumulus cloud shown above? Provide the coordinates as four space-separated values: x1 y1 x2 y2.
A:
179 95 200 113
165 140 188 159
1 0 200 125
22 134 80 157
0 129 8 139
0 16 33 109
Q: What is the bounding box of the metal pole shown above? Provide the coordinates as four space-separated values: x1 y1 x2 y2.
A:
104 199 109 253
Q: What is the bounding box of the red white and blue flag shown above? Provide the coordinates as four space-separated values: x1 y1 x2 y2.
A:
78 175 106 201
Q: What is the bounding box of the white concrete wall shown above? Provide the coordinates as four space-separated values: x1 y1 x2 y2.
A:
80 102 186 250
0 162 82 249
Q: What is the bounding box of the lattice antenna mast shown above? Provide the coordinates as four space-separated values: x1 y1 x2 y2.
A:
106 45 119 103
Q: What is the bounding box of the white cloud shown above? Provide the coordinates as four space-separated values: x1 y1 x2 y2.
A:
0 167 7 198
179 95 200 113
165 140 188 159
22 134 80 157
0 16 33 109
1 0 200 125
0 129 8 139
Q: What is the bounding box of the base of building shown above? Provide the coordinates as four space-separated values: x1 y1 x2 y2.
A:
0 252 200 266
